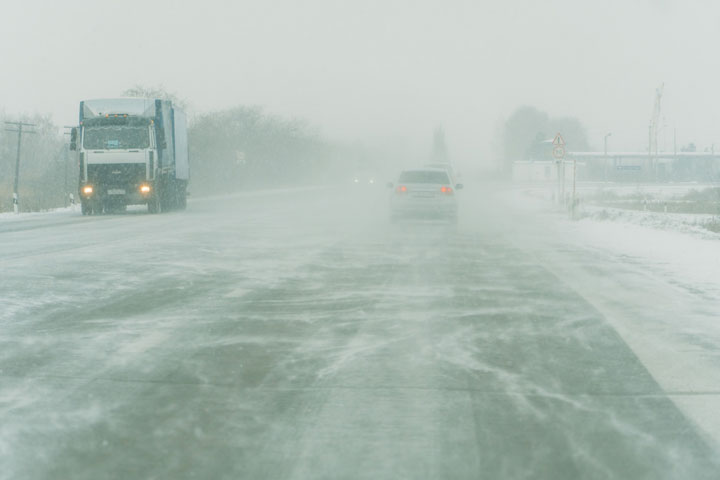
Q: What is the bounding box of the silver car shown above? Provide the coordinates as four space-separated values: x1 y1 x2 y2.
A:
388 168 463 222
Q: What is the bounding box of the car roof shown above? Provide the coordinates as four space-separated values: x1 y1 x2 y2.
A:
397 169 454 183
401 168 448 173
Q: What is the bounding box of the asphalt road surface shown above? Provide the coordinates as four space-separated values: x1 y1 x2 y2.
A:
2 185 719 479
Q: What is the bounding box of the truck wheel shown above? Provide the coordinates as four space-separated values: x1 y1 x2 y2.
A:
148 195 160 214
87 199 102 215
159 188 173 212
176 183 187 210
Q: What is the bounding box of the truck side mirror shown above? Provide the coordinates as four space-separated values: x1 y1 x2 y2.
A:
69 127 78 151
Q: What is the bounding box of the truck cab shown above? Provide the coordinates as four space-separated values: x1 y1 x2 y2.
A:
72 98 188 215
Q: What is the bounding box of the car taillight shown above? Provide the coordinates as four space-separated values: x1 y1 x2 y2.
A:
396 185 407 193
441 186 454 194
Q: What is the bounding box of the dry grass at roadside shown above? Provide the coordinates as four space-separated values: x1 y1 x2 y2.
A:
584 187 720 216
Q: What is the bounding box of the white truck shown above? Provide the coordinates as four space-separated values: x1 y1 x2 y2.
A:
70 98 189 214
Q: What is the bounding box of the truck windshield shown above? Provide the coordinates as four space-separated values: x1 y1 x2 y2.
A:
83 126 150 150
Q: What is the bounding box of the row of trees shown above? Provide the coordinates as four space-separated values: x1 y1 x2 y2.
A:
0 113 71 212
500 106 590 176
126 85 340 194
188 107 332 194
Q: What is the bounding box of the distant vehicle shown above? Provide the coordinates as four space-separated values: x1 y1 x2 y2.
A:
352 174 377 186
388 168 462 222
70 98 189 215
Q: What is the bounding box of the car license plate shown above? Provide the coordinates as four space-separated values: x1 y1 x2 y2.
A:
108 189 126 195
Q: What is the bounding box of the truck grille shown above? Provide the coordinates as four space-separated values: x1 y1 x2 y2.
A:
87 163 146 188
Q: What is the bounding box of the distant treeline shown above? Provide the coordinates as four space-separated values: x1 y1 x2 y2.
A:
0 113 69 213
188 106 333 194
0 104 346 213
500 105 590 177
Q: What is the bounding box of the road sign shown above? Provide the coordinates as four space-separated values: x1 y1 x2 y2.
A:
552 133 565 146
552 146 565 159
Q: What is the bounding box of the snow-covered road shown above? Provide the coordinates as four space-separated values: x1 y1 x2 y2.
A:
1 186 719 479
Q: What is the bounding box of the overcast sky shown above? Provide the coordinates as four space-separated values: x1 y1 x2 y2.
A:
2 0 719 167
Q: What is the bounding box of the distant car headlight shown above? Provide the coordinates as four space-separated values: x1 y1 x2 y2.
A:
82 185 93 195
140 184 151 194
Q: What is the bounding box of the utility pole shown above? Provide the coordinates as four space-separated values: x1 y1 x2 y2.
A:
604 132 612 183
649 83 664 182
648 124 652 182
4 121 36 214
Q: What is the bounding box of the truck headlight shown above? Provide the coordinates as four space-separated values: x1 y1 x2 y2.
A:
140 184 151 194
82 185 93 195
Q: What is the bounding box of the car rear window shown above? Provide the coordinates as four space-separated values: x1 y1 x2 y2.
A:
398 171 451 184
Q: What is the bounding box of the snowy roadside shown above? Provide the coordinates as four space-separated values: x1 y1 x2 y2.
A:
508 185 720 299
579 205 720 240
570 210 720 298
0 205 80 221
0 186 332 221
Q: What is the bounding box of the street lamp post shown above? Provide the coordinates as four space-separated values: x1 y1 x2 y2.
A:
604 132 612 182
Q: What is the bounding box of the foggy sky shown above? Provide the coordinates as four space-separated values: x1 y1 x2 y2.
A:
2 0 719 167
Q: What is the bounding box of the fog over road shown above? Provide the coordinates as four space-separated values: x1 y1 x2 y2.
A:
1 186 719 479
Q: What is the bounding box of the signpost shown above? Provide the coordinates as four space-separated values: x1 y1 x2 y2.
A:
551 133 578 218
552 133 566 206
571 150 578 219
